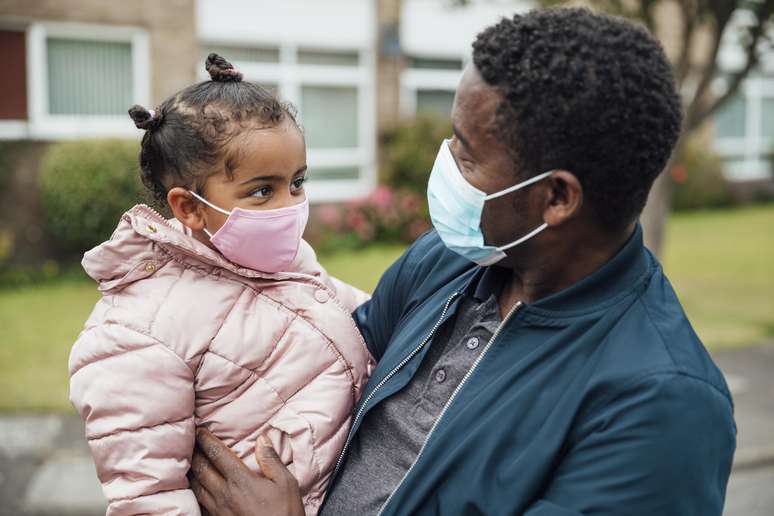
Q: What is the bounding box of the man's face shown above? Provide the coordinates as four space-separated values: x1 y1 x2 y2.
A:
448 64 545 262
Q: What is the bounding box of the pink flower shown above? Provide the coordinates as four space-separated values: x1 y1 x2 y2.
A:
369 186 394 209
317 205 341 226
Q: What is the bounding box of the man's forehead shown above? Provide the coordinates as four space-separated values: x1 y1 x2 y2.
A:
453 65 502 143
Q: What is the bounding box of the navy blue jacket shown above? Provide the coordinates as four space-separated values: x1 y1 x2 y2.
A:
326 226 736 515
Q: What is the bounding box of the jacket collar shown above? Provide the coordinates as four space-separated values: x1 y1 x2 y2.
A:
82 204 328 291
465 224 653 317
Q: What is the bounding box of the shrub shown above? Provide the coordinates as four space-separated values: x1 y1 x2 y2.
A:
39 139 149 256
671 138 735 212
380 114 451 194
306 186 430 254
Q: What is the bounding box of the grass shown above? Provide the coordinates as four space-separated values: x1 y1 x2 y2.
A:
0 204 771 412
661 204 774 350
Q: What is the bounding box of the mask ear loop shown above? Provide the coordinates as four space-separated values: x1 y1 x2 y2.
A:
485 170 555 252
484 170 556 201
188 190 231 239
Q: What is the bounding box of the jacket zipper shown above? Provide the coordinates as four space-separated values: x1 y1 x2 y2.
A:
330 291 462 480
376 300 525 516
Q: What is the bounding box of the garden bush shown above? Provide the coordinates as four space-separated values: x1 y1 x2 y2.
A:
39 139 149 256
380 114 451 194
671 138 736 212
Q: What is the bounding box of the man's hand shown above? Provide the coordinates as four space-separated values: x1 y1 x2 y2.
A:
189 428 305 516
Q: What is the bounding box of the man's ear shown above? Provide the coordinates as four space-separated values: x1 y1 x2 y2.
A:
167 187 206 231
542 170 583 227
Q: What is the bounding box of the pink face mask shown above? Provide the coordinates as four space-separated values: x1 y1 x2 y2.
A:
188 191 309 273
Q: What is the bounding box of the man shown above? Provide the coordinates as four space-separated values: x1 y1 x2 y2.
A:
189 8 736 515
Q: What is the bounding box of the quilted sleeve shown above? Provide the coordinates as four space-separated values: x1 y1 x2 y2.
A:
327 275 371 312
69 322 200 516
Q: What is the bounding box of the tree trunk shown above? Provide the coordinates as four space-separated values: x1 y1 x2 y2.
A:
375 0 403 134
640 168 674 256
640 135 687 257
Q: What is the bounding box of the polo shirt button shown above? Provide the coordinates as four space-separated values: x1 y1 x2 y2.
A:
314 289 330 303
466 337 480 350
435 368 447 383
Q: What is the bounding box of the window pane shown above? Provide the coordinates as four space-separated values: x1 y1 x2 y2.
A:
47 38 132 116
204 45 279 64
309 167 360 181
714 94 746 139
298 49 359 66
301 86 358 148
408 56 462 70
416 90 455 119
762 98 774 138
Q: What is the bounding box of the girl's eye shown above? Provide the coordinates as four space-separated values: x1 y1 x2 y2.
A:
291 176 307 192
251 186 272 198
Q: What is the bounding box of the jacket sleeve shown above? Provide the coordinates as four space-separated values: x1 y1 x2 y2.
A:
326 275 371 313
69 322 200 516
523 373 736 516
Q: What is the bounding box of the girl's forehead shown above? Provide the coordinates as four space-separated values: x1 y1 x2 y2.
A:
226 123 306 179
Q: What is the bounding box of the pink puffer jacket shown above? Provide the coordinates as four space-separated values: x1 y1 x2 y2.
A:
69 205 374 516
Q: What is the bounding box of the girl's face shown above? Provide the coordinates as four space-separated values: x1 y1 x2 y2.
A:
198 118 308 237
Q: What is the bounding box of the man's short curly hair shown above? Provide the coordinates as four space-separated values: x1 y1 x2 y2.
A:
472 8 682 231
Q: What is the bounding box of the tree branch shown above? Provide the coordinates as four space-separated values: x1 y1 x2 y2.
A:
687 0 774 130
682 0 738 129
675 0 698 86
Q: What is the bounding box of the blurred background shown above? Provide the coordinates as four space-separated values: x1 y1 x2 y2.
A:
0 0 772 514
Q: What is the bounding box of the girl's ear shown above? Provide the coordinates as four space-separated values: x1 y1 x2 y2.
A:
167 187 206 231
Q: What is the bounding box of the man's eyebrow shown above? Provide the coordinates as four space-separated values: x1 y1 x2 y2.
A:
452 124 473 154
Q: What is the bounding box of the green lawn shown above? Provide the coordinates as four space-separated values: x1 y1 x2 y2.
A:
661 204 774 350
1 205 772 412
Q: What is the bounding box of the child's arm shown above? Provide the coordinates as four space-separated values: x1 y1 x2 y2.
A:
69 323 200 516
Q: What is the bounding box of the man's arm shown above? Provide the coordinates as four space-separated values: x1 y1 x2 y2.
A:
524 373 736 516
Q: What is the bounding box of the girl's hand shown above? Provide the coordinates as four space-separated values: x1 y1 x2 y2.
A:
190 428 305 516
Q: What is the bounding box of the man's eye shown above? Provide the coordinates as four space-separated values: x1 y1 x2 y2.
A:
251 186 272 198
291 176 307 192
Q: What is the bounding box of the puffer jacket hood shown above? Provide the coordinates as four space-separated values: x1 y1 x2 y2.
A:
70 205 374 516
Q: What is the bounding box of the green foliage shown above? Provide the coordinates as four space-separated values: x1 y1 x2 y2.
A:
671 138 736 212
0 142 17 194
380 114 452 194
39 139 148 256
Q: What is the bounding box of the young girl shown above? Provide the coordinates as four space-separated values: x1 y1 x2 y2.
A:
69 54 374 516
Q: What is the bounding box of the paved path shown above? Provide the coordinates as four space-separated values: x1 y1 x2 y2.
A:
1 341 773 515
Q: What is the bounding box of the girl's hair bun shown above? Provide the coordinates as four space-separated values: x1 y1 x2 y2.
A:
128 105 162 130
205 53 243 82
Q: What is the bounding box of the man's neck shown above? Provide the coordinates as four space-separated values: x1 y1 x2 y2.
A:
497 223 636 318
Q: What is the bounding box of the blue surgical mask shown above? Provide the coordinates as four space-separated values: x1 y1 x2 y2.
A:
427 139 554 266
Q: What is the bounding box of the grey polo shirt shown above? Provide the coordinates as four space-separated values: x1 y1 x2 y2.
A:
321 268 506 515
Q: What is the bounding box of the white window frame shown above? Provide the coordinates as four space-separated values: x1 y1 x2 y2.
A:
713 75 774 182
24 21 149 140
200 41 377 203
400 54 466 117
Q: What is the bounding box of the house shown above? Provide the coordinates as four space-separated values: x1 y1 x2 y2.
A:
0 0 770 263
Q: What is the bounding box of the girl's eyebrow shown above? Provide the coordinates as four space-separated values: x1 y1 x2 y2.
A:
238 166 308 185
238 174 284 185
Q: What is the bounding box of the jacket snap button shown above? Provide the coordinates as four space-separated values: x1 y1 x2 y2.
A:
144 262 156 273
466 337 480 350
314 289 330 303
435 368 447 383
146 225 157 233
